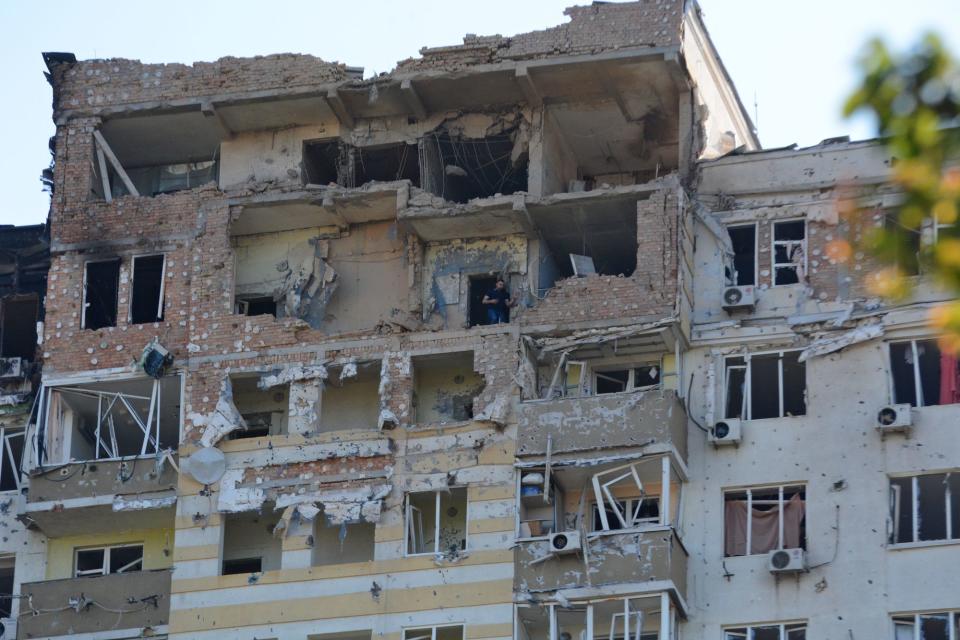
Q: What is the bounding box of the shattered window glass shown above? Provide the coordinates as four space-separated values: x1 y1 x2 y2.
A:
773 220 806 285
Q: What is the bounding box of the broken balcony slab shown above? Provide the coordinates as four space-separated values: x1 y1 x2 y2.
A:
400 192 530 241
23 459 178 536
517 390 688 461
230 183 406 235
514 528 686 596
18 568 171 638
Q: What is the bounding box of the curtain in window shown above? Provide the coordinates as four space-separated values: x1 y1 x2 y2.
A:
724 493 805 556
939 351 960 405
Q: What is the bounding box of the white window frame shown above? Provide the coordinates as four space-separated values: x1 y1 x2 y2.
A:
889 471 958 545
514 593 676 640
723 349 805 420
892 610 959 640
74 543 143 577
0 427 24 492
128 253 166 324
404 489 468 556
81 258 121 330
771 219 807 286
723 622 807 640
592 360 663 395
723 483 806 557
591 497 661 532
887 338 942 407
403 624 465 640
726 222 758 287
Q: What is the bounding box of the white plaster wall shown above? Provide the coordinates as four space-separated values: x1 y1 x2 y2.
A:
219 122 339 189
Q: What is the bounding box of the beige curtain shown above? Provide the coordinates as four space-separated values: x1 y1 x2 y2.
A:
725 493 804 556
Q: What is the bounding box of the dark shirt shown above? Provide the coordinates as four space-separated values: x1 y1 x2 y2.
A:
486 288 510 311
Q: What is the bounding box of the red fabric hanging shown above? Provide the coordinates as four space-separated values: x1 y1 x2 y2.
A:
939 351 960 405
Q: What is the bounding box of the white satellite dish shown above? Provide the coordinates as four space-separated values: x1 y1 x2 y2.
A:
185 446 226 485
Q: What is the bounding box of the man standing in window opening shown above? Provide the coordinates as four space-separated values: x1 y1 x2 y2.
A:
482 277 516 324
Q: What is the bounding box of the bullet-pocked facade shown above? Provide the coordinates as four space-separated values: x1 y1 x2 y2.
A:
4 2 958 639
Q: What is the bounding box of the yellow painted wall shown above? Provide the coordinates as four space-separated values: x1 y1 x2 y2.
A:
46 528 174 580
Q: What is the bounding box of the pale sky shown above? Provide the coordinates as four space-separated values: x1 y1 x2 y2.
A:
1 0 958 226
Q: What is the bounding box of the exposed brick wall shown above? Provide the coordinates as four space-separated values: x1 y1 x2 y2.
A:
521 188 679 326
397 0 683 71
49 55 347 115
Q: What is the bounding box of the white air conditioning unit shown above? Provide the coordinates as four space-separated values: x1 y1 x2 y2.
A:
0 357 24 379
722 285 756 311
767 548 807 574
708 419 742 446
877 403 912 434
548 531 581 555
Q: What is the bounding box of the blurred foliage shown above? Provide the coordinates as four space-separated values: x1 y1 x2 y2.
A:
844 34 960 348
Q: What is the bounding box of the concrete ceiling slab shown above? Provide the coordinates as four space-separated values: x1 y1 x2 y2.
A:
101 111 222 167
217 95 333 132
27 501 175 537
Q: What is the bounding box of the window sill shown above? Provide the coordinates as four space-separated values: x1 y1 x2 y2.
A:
888 538 960 551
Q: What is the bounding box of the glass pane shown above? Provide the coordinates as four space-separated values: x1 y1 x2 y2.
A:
781 351 806 417
407 492 437 554
890 342 918 406
785 624 806 640
916 339 942 406
919 613 949 640
725 359 746 419
890 477 914 543
750 354 780 419
633 365 661 389
76 548 105 575
950 473 960 539
917 474 948 541
596 370 630 395
404 628 434 640
752 626 781 640
724 630 748 640
893 618 914 640
110 545 143 573
435 626 464 640
775 221 805 241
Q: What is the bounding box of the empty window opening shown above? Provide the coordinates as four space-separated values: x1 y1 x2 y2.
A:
313 522 375 566
724 485 806 557
0 558 12 618
109 160 218 197
355 142 420 186
40 376 181 465
405 488 467 556
592 498 660 532
890 339 959 407
404 626 464 640
893 612 959 640
889 472 960 544
412 352 484 425
724 351 806 420
1 296 39 360
594 364 661 395
0 428 24 492
724 623 806 640
75 543 143 577
303 139 348 186
236 296 278 318
469 275 501 327
885 212 922 277
319 362 380 432
772 220 806 285
727 224 756 286
423 128 528 203
130 255 165 324
83 259 120 330
222 508 282 575
229 376 288 439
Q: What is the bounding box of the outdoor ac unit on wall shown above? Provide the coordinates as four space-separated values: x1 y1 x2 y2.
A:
548 531 581 555
722 285 756 312
768 548 807 574
877 404 912 434
708 419 742 446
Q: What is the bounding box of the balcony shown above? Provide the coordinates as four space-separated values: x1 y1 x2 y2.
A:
514 528 686 597
18 569 171 638
23 459 177 537
517 389 688 460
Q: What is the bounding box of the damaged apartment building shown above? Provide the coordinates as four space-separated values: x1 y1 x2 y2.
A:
6 0 957 639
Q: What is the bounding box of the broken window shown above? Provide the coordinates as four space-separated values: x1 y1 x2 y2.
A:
129 255 165 324
111 160 218 197
724 350 806 420
889 473 960 544
727 224 756 286
405 488 467 556
724 623 806 640
772 220 806 285
74 544 143 577
222 509 282 575
319 362 380 432
422 127 528 203
228 376 288 439
469 275 500 327
403 626 464 640
1 295 39 360
517 594 671 640
39 376 181 465
0 557 12 618
889 339 959 407
724 485 806 557
591 458 676 532
82 259 120 330
236 296 278 318
302 139 420 188
0 428 24 492
412 352 484 425
313 522 375 566
892 612 959 640
303 139 349 186
885 212 922 277
594 363 661 395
